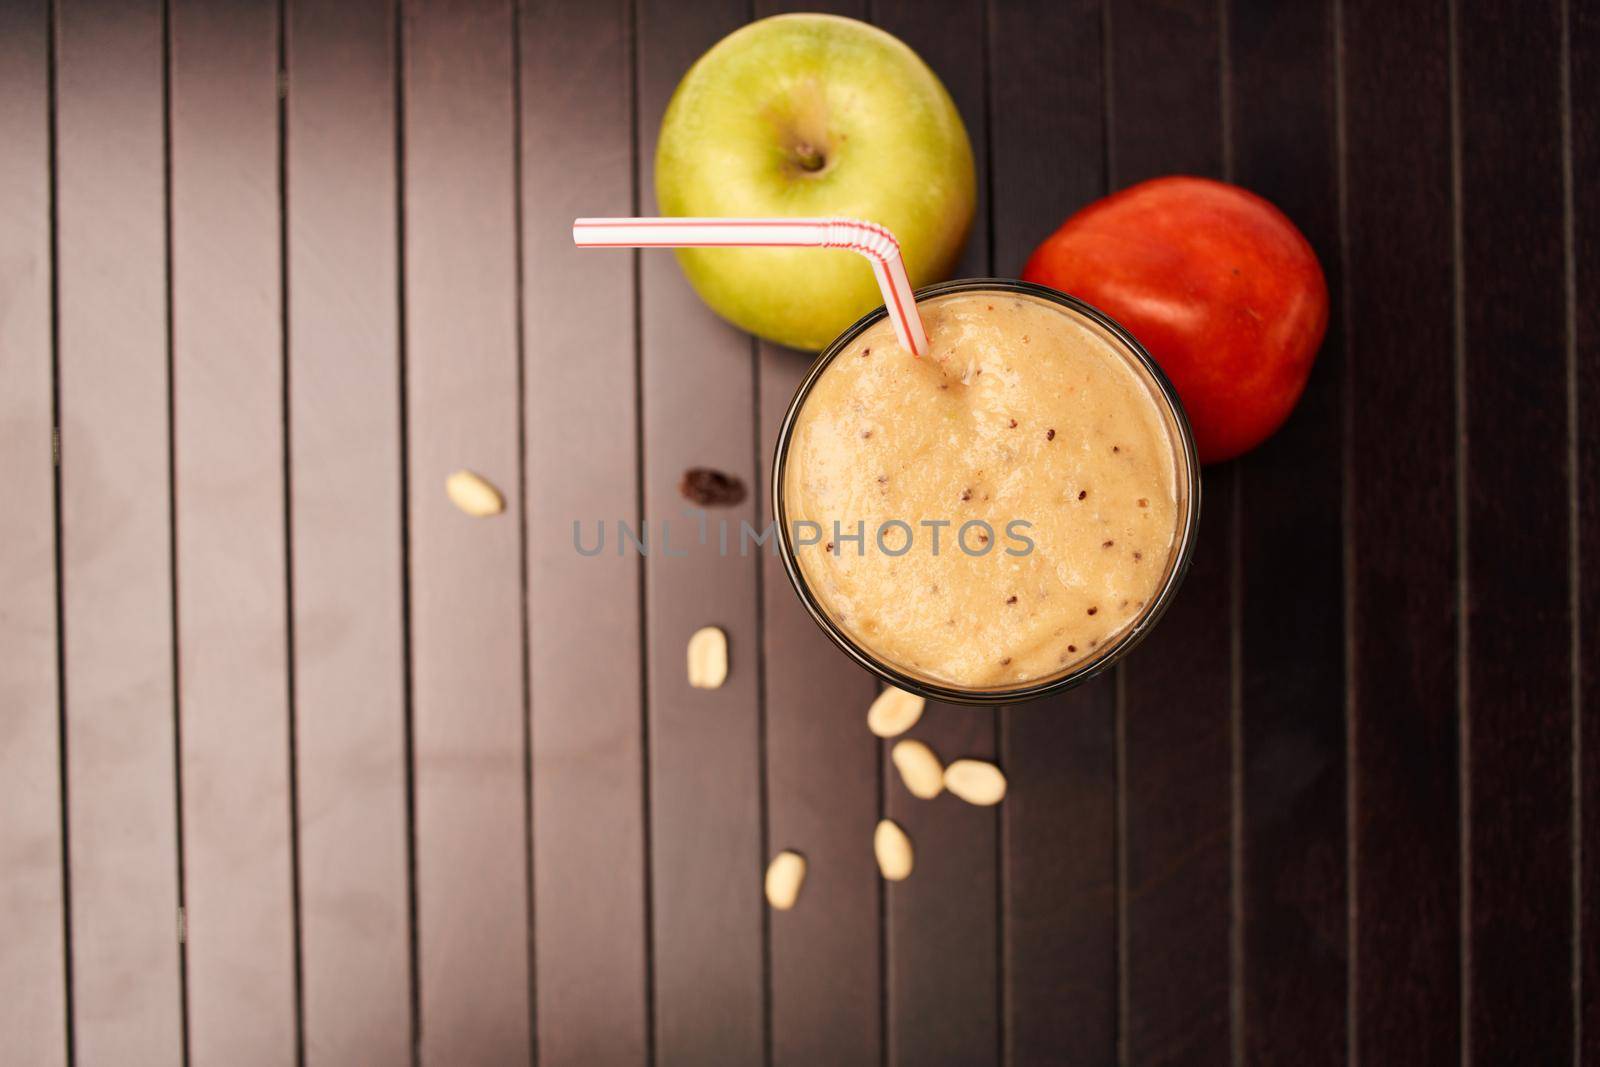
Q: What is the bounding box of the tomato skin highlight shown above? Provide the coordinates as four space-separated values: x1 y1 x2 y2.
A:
1022 175 1329 464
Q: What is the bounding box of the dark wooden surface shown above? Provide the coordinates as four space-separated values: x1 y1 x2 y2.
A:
0 0 1594 1064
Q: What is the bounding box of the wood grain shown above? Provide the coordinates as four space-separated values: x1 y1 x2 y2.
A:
1341 1 1460 1061
54 0 186 1060
284 0 414 1061
758 339 883 1067
1572 3 1600 1061
0 1 68 1062
869 2 1000 1064
521 0 652 1062
989 1 1119 1063
168 1 299 1059
1106 0 1233 1062
1456 0 1575 1058
635 1 768 1061
1228 1 1347 1062
401 0 533 1060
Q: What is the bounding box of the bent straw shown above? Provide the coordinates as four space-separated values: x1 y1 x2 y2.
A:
572 217 929 357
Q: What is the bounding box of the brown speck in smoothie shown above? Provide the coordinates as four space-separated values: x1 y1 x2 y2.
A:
1087 606 1098 616
1133 551 1143 562
1120 599 1130 608
1112 445 1121 453
862 347 872 357
1102 540 1114 548
977 531 989 544
1000 657 1012 666
939 383 949 390
975 367 982 375
1008 418 1017 428
1067 644 1078 653
986 304 995 311
1078 490 1088 501
1046 428 1055 441
961 488 972 501
1138 498 1149 507
1005 595 1017 605
1022 335 1030 344
877 474 887 484
1091 638 1100 648
862 430 872 438
824 542 833 553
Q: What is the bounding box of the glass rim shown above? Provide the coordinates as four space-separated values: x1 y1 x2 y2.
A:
771 277 1203 707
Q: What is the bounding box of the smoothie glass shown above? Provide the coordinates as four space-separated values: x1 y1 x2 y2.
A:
772 278 1202 706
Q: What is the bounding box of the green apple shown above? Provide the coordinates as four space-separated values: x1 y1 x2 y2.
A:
656 14 976 351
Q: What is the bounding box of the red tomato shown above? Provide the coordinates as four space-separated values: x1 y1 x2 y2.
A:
1022 176 1328 464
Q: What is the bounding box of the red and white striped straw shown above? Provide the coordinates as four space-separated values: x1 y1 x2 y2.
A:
572 217 929 357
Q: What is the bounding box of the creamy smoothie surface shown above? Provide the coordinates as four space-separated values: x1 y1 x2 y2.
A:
783 290 1182 688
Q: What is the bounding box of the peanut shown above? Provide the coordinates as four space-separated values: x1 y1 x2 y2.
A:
867 686 925 738
764 850 807 910
445 469 505 517
686 626 728 689
891 739 944 799
874 819 914 881
943 759 1008 806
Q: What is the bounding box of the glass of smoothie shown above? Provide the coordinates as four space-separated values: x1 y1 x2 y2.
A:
773 279 1201 705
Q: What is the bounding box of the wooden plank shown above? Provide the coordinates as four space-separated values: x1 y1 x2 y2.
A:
867 3 999 1064
1340 2 1460 1062
988 1 1118 1064
0 2 69 1062
757 340 883 1067
873 0 990 284
520 0 651 1063
401 0 532 1060
1455 1 1574 1059
1105 1 1233 1062
743 3 884 1065
54 1 187 1061
1227 1 1347 1062
284 1 414 1062
634 2 767 1062
1573 4 1600 1061
167 2 299 1061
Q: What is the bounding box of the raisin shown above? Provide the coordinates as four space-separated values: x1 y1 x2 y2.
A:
679 467 746 507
